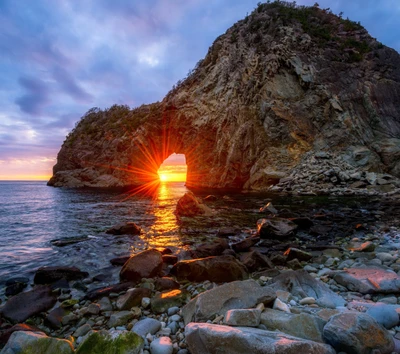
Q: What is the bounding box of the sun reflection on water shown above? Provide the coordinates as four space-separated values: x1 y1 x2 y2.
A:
138 181 187 249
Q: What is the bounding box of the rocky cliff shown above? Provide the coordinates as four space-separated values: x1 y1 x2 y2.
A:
48 1 400 190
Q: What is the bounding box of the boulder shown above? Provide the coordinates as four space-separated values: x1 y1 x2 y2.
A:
257 218 298 239
182 279 276 324
154 277 180 291
260 308 326 343
191 239 229 258
224 309 261 327
162 254 178 265
0 324 38 348
334 266 400 294
346 241 376 252
85 282 135 301
34 266 88 284
259 202 278 214
185 323 336 354
1 331 73 354
116 288 152 311
120 249 163 282
76 329 143 354
323 312 394 354
45 306 68 329
107 311 135 328
5 282 27 297
150 336 173 354
366 303 399 329
106 222 141 235
283 247 313 262
132 318 162 337
151 289 189 314
171 255 248 283
270 270 345 308
239 250 273 272
231 237 260 253
1 286 57 323
175 191 212 217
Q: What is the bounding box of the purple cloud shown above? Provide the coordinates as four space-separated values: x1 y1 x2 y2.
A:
15 76 50 115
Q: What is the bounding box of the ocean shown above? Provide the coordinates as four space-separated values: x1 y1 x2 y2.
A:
1 181 397 298
0 181 192 293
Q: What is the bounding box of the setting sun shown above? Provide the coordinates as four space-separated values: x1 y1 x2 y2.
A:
157 154 187 182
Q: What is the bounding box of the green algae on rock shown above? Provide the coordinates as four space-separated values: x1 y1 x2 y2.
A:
76 330 144 354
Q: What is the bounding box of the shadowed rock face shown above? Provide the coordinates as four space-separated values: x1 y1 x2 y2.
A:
49 3 400 189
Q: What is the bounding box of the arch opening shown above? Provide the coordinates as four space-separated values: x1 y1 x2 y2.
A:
157 153 187 183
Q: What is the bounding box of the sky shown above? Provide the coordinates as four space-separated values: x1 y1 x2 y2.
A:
0 0 399 180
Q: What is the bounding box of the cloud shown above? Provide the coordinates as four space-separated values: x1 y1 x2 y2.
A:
0 0 399 179
52 67 93 103
14 76 50 115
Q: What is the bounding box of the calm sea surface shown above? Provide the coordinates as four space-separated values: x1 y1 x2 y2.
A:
0 181 190 291
1 181 398 298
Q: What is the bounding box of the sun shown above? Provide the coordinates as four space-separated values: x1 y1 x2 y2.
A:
159 173 168 182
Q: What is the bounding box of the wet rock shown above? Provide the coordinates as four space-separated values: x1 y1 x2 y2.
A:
204 195 217 201
120 249 163 282
150 336 173 354
50 236 89 247
260 308 326 343
309 224 332 236
224 309 261 327
154 277 180 291
73 323 92 337
151 289 189 314
116 288 152 311
366 303 399 329
175 191 212 217
270 270 345 308
5 282 27 297
185 323 336 354
2 331 74 354
346 241 376 252
162 254 178 265
191 239 229 258
34 266 88 284
289 217 314 229
1 285 57 323
45 306 68 329
259 202 278 214
76 329 143 354
283 247 313 262
231 236 260 253
0 324 38 348
110 255 131 266
106 222 141 235
334 266 400 294
323 312 394 354
182 279 276 324
98 296 113 312
171 255 248 283
257 218 297 239
217 227 239 237
240 250 273 272
85 282 135 301
132 318 162 337
107 311 135 328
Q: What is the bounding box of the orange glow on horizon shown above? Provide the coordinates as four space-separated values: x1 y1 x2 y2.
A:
157 153 187 182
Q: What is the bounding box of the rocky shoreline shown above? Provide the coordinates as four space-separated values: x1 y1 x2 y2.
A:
1 191 400 353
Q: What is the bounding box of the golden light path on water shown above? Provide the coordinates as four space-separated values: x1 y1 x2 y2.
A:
138 181 186 250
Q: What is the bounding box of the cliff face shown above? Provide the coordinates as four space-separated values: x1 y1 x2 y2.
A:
48 2 400 189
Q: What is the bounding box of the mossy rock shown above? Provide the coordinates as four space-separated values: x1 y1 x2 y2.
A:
61 299 79 308
2 331 74 354
151 289 190 314
76 330 144 354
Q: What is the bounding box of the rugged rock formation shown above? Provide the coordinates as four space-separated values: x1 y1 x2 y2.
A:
48 2 400 189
